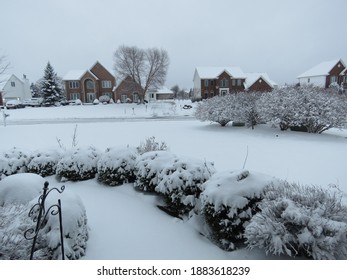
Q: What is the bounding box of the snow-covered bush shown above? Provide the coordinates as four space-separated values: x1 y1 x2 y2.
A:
39 187 88 260
99 95 111 103
0 182 88 260
27 149 62 177
245 182 347 260
0 147 28 179
200 170 277 251
0 173 45 207
260 85 347 133
136 136 168 155
195 95 235 126
155 157 215 216
97 147 137 186
56 146 100 181
134 151 177 192
0 204 46 259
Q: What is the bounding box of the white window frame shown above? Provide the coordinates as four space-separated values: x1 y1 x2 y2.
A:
71 93 80 100
102 80 112 88
69 81 80 89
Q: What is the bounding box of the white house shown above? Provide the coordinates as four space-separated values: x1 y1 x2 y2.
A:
0 74 31 105
297 59 346 88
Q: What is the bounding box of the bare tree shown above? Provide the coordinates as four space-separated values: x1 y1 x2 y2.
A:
114 45 169 102
0 55 10 79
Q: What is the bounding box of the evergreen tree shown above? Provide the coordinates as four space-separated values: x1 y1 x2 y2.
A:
40 62 64 105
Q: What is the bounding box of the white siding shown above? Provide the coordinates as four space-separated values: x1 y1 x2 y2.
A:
1 75 31 101
298 75 326 87
193 69 202 99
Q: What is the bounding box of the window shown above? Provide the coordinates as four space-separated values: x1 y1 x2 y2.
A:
71 93 80 100
69 81 80 89
102 80 112 88
308 78 310 83
204 80 209 87
210 80 214 86
232 79 236 86
220 79 229 88
344 76 347 83
204 90 208 99
237 79 241 86
11 82 15 87
210 90 214 96
121 94 127 103
330 76 337 83
133 92 139 103
86 80 95 89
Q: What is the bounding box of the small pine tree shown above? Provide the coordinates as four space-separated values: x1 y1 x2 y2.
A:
40 62 64 106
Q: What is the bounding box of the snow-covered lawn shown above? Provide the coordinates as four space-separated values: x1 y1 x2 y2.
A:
1 101 347 260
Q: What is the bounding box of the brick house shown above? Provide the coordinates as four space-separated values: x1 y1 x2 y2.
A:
115 76 144 103
63 62 116 103
297 59 346 89
193 67 276 100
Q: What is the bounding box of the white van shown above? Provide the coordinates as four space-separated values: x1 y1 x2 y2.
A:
22 98 44 107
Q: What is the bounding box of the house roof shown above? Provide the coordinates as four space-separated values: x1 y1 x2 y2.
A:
63 69 99 81
195 67 246 79
154 87 174 94
297 59 345 78
244 72 277 89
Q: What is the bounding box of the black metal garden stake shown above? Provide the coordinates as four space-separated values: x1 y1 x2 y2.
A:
24 181 65 260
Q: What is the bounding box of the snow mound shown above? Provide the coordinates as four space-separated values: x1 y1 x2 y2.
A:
0 173 45 207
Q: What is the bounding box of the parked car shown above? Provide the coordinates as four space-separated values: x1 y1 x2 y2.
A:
22 98 43 107
5 100 25 109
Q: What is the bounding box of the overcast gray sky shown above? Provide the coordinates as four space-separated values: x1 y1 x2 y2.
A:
1 0 346 89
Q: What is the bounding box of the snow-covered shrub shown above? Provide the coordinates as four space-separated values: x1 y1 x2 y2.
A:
99 95 111 103
0 204 47 259
260 85 347 133
97 147 138 186
0 147 28 179
39 187 88 260
136 136 168 155
27 149 62 177
245 182 347 260
155 157 215 216
56 146 100 181
195 95 235 126
134 151 177 192
0 173 45 207
200 170 277 251
0 183 88 260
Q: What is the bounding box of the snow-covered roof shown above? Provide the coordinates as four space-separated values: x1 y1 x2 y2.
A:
155 87 174 94
195 67 246 79
62 70 86 80
244 72 277 89
297 59 345 78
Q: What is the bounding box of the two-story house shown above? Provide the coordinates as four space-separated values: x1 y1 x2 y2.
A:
193 67 276 100
0 74 31 105
63 62 116 103
297 59 346 89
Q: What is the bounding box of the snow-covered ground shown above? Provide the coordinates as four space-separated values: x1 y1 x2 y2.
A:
1 101 347 260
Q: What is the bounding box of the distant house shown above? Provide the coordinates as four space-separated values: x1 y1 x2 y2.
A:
0 74 31 105
297 59 346 89
63 62 116 103
243 73 277 92
115 76 144 103
193 67 276 100
146 87 174 102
